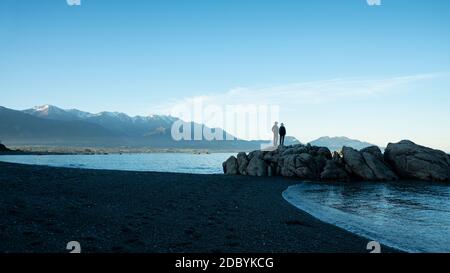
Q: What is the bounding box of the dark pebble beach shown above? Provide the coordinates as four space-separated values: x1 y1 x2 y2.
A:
0 162 399 253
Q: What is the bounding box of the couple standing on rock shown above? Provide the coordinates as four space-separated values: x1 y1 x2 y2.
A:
272 122 286 147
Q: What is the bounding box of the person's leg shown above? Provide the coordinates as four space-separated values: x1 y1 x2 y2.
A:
281 135 285 146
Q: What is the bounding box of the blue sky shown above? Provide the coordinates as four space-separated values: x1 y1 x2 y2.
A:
1 0 450 150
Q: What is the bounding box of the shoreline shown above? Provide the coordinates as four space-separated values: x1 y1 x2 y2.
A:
0 162 400 253
0 150 226 156
282 185 409 253
0 146 248 155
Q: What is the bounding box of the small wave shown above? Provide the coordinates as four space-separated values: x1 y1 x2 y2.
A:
282 182 450 253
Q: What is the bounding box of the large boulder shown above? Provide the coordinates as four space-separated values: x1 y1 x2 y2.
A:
280 149 295 157
263 149 280 163
342 146 376 180
342 146 398 181
384 140 450 182
222 156 238 175
278 154 297 177
360 146 398 181
246 153 268 177
320 161 350 181
360 146 384 160
317 147 332 160
278 153 317 179
236 152 249 175
248 150 263 161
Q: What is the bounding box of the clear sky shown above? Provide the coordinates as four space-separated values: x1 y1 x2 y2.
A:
1 0 450 150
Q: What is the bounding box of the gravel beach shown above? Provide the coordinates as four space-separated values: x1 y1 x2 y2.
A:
0 162 399 253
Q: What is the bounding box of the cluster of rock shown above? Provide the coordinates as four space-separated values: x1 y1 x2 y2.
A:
223 140 450 182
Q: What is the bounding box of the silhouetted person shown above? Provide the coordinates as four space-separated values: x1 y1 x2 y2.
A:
271 121 279 147
279 123 286 146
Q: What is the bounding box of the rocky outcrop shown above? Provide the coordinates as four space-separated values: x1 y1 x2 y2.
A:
360 146 398 181
226 143 339 180
246 152 268 177
320 160 350 181
224 140 450 182
384 140 450 182
342 146 398 181
236 152 249 175
278 153 317 178
222 156 238 175
342 146 377 180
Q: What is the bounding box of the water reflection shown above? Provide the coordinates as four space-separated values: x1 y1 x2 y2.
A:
283 181 450 252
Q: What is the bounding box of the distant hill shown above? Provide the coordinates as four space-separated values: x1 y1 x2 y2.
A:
23 105 86 121
309 136 374 151
0 142 11 152
24 105 178 137
0 106 120 143
0 105 275 151
284 136 302 146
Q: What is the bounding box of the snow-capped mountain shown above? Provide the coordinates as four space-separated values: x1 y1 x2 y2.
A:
0 106 119 143
2 105 299 150
0 105 266 150
66 108 95 119
23 105 83 121
23 105 178 137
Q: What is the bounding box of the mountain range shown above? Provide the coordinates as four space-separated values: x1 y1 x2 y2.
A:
0 105 292 151
309 136 375 151
0 105 373 151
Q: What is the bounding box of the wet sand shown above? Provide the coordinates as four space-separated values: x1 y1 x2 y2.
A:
0 162 399 253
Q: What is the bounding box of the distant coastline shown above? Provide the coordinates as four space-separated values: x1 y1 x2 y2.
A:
0 145 240 155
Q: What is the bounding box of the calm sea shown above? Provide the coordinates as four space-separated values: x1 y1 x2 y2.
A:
283 181 450 253
0 153 235 174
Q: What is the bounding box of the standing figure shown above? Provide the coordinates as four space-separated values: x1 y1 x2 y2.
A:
279 123 286 146
271 122 279 147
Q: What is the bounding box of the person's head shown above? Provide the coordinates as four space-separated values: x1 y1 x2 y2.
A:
274 121 278 125
281 123 284 126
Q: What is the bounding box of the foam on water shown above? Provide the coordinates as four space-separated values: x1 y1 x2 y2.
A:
282 181 450 253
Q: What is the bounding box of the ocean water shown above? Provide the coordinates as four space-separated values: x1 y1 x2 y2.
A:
282 181 450 253
0 153 235 174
